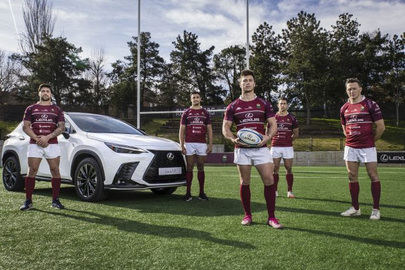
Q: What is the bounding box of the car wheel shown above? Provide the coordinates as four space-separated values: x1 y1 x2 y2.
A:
73 157 105 202
150 187 177 195
2 155 24 191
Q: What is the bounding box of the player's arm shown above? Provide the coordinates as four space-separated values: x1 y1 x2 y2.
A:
258 117 276 147
206 124 213 154
341 125 346 137
179 124 186 155
373 119 385 141
292 128 299 140
22 120 39 142
222 120 247 146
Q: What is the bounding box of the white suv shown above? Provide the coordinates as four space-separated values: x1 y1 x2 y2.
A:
1 112 186 201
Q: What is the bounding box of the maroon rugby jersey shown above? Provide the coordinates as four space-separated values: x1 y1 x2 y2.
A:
271 113 298 147
23 104 65 144
181 108 211 143
224 97 275 148
340 97 383 148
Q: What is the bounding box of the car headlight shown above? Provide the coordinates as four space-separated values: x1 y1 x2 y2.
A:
104 142 148 154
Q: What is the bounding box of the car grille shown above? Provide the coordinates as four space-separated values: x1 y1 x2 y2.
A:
113 162 139 184
143 150 186 183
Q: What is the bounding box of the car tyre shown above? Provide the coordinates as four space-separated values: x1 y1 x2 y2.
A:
151 187 177 195
2 155 24 191
74 157 106 202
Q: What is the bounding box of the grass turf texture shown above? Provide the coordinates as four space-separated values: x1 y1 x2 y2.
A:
1 166 404 270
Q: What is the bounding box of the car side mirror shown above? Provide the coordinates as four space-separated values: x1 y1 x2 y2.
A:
62 132 70 139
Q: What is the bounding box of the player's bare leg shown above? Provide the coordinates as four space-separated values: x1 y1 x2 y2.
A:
238 165 252 225
272 157 281 196
196 156 208 200
256 163 283 229
184 155 195 201
341 161 361 217
284 158 295 198
365 162 381 220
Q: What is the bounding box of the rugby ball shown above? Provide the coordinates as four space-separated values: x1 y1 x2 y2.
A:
237 128 263 146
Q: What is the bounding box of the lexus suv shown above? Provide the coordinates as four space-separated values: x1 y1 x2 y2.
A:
1 112 186 201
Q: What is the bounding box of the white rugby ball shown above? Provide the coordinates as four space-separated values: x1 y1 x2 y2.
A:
237 128 263 146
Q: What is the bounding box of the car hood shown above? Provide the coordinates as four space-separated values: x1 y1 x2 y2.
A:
86 133 181 150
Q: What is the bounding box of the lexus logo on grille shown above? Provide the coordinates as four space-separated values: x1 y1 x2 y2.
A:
167 152 174 160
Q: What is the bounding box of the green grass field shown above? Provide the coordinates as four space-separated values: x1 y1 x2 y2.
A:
1 166 404 270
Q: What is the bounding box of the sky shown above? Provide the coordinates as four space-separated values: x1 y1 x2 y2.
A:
1 0 404 70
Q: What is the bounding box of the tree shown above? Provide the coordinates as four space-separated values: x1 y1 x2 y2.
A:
383 34 405 126
213 45 245 103
21 0 55 53
170 31 225 106
328 13 362 112
86 49 110 106
281 11 330 124
109 32 166 114
0 51 21 104
250 22 282 101
14 36 89 105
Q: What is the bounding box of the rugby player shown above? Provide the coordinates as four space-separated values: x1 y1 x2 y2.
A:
271 97 299 198
179 92 213 201
340 78 385 220
20 83 66 210
222 70 283 229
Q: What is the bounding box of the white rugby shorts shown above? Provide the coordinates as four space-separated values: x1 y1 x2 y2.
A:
270 146 294 159
234 147 273 166
27 144 61 159
344 146 377 163
185 143 207 156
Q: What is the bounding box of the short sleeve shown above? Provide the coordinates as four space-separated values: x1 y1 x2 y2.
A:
224 104 234 122
265 101 275 119
57 106 65 122
180 110 187 125
23 105 32 122
368 100 383 122
340 105 346 126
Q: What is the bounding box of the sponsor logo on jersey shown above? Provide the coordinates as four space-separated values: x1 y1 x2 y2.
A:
245 112 254 118
256 103 261 109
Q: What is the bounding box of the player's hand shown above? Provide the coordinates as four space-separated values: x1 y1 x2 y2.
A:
37 135 50 148
258 135 270 147
207 144 213 154
181 145 186 155
232 138 250 147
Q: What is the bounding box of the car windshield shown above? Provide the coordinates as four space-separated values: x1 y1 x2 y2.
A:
68 114 144 135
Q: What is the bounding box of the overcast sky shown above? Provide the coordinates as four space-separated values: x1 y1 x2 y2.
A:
1 0 404 69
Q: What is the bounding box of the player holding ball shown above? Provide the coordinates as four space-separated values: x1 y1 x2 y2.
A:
222 70 283 229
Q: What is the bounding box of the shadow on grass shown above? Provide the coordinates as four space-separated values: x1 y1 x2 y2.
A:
277 205 405 223
32 187 405 224
285 227 405 249
293 196 405 210
34 208 255 250
33 187 267 217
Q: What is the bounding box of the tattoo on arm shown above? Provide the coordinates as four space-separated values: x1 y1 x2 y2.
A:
49 122 65 139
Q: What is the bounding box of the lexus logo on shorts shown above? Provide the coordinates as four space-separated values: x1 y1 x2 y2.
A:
167 152 174 160
245 112 254 118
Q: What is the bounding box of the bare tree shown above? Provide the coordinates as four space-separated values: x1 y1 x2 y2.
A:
87 49 110 105
20 0 55 53
0 50 22 104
